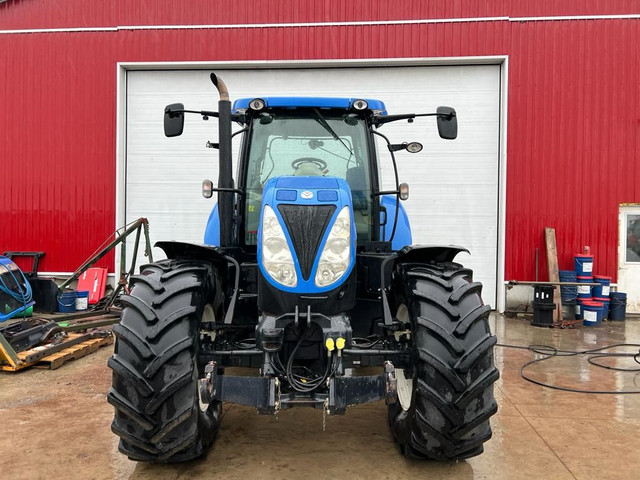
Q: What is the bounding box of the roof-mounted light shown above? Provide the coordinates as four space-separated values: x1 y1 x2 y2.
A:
352 99 368 110
249 98 265 111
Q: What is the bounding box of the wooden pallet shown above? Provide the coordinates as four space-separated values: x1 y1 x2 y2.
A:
35 334 113 370
0 332 113 372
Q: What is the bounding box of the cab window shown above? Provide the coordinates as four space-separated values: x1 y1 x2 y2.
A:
243 110 372 244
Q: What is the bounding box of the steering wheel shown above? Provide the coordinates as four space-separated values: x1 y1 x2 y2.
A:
291 157 328 172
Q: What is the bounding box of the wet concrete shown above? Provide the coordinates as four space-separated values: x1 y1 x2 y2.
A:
1 314 639 480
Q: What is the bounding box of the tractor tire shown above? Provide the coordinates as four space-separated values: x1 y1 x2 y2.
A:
388 262 499 460
108 259 222 462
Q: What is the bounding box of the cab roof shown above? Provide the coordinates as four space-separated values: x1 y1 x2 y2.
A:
232 97 387 114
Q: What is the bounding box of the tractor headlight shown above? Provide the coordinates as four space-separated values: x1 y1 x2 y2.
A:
315 207 352 287
261 205 297 287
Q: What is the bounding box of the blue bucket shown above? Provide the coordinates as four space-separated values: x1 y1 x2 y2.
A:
575 297 592 320
576 276 593 299
582 301 603 327
75 290 90 311
574 255 594 276
593 297 610 320
57 290 77 313
592 276 611 298
559 270 577 302
609 292 627 321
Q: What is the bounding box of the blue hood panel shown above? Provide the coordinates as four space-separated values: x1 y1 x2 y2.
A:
258 176 356 294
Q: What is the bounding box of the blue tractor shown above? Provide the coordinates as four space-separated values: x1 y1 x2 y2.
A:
108 73 498 462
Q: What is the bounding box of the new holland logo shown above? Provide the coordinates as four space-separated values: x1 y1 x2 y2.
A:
301 191 314 199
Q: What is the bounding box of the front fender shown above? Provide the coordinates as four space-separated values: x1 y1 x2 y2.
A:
380 244 470 298
155 241 230 269
155 241 238 324
395 244 469 265
379 244 471 327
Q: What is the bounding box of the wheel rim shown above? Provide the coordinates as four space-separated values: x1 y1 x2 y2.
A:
198 304 216 412
395 304 413 411
202 303 215 329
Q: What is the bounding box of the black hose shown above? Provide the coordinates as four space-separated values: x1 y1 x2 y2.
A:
497 343 640 394
284 328 334 393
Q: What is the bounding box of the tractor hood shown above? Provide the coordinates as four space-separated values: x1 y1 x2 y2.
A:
257 176 356 295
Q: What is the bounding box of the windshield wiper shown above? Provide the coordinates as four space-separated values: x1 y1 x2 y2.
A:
311 108 353 156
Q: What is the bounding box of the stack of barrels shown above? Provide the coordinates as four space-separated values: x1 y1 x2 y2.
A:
559 254 627 326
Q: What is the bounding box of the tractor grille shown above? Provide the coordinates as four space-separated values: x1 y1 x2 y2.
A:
278 204 336 280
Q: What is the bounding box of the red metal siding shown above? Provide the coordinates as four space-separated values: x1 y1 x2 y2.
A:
0 31 117 273
506 19 640 280
1 1 639 280
1 0 639 29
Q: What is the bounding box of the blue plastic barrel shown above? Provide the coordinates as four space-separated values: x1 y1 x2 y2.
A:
57 290 77 313
593 297 610 320
582 301 603 327
559 270 577 302
575 297 592 320
576 276 593 299
574 254 594 276
592 275 611 298
609 292 627 321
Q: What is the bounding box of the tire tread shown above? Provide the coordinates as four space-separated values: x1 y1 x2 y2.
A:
388 262 498 461
109 259 221 463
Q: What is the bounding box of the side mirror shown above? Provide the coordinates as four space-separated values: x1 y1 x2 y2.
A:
436 106 457 140
164 103 185 137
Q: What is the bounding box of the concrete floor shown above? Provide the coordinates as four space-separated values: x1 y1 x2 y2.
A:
1 314 639 480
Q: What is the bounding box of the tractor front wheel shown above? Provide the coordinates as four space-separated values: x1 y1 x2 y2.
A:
108 259 221 462
388 262 499 460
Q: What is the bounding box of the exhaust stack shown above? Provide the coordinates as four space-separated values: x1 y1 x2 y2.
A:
210 73 234 247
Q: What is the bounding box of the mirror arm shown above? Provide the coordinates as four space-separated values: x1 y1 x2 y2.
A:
374 111 455 126
165 107 248 125
372 190 400 196
374 113 415 126
166 107 247 124
387 143 406 152
165 107 218 118
209 187 245 196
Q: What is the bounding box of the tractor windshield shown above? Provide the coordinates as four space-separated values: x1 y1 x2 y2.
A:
243 110 373 244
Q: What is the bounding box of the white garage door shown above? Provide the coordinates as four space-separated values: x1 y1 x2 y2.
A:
125 65 500 306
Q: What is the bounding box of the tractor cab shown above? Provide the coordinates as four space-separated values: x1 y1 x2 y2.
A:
232 97 383 246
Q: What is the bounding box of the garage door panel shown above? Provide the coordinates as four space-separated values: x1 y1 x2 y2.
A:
126 65 500 306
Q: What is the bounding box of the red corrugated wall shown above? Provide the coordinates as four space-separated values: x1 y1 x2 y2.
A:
1 0 639 281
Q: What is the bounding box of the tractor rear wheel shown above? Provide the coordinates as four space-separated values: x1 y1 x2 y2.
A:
388 262 499 460
108 259 221 462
